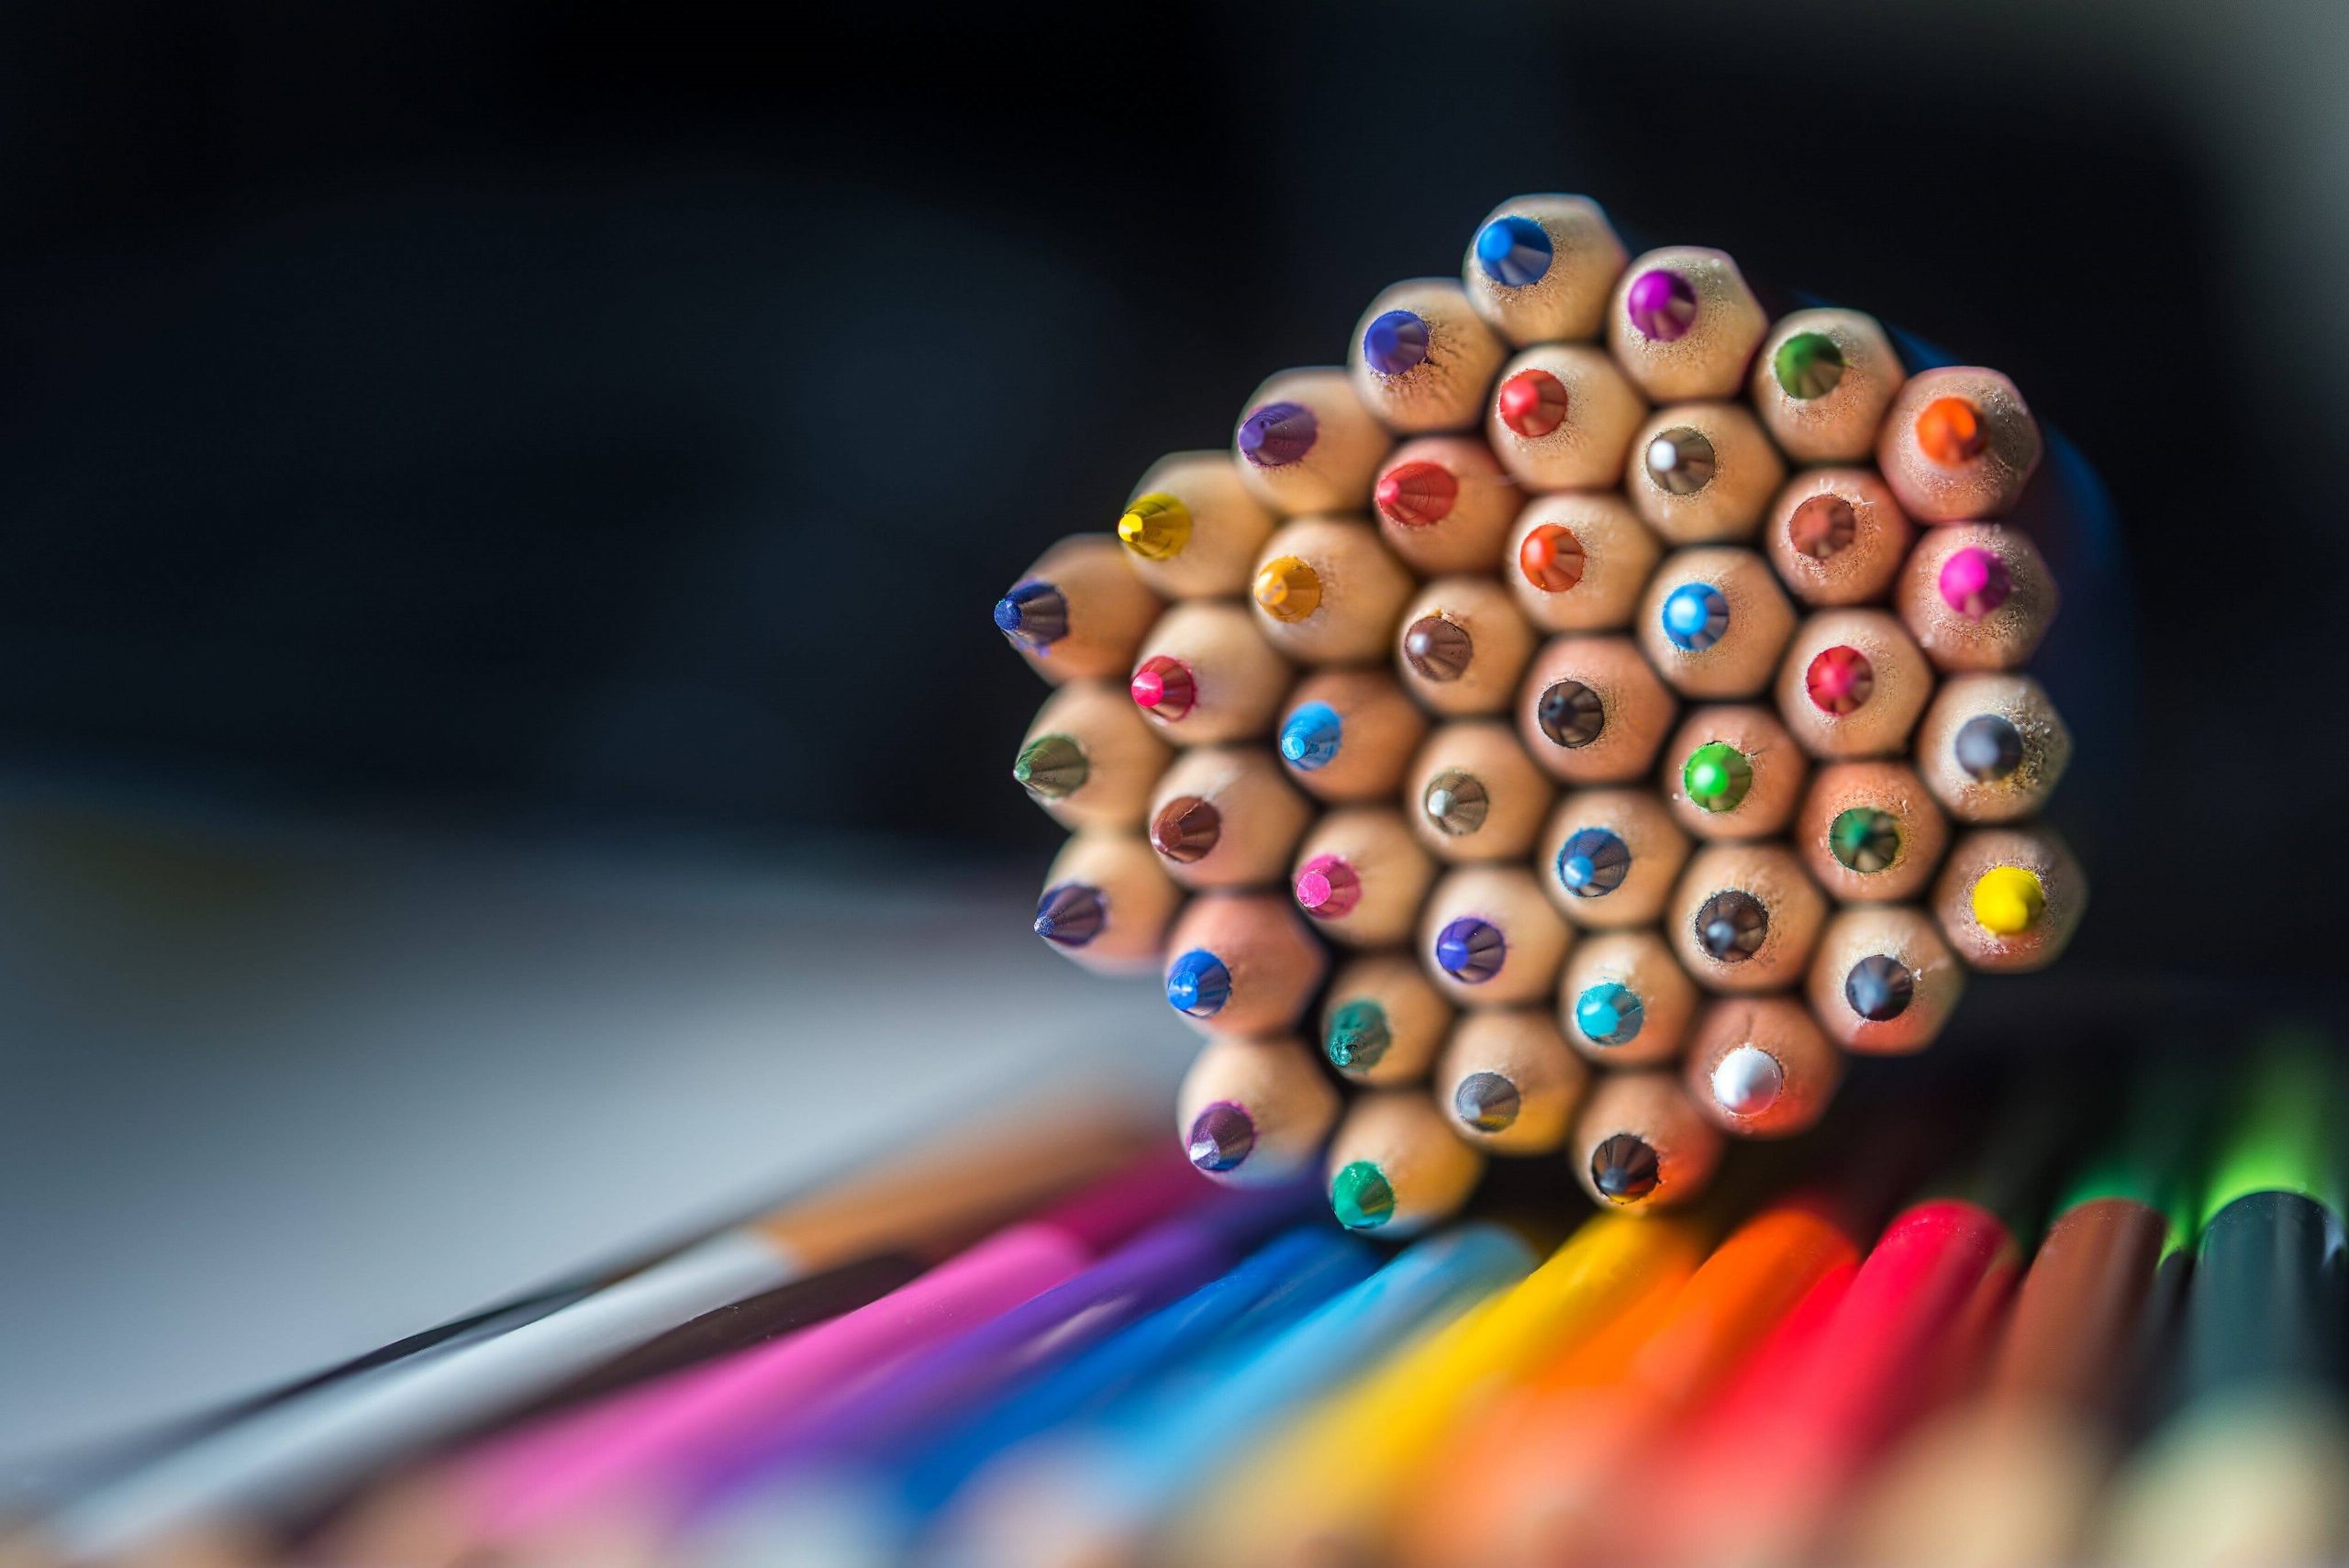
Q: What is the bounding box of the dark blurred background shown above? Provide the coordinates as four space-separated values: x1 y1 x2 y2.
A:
2 0 2343 1472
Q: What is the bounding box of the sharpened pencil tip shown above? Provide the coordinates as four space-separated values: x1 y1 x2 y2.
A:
1150 796 1222 864
1330 1161 1397 1230
1362 309 1431 377
1186 1102 1256 1173
1454 1072 1522 1133
1032 883 1106 947
1165 950 1232 1018
1013 734 1087 800
1294 855 1361 920
1710 1045 1785 1118
1325 1001 1390 1070
1592 1133 1661 1202
995 580 1067 648
1239 401 1318 468
1280 702 1343 771
1475 215 1553 289
1375 461 1459 528
1435 917 1506 984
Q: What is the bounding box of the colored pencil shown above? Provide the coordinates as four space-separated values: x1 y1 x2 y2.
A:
2097 1044 2349 1568
1275 668 1429 805
1876 366 2043 524
1572 1072 1724 1211
1748 307 1906 464
1406 719 1554 863
1538 785 1692 929
1177 1036 1343 1187
1434 1007 1588 1157
1161 891 1329 1038
934 1226 1535 1568
1288 806 1436 947
1842 1068 2197 1568
1460 193 1628 345
1232 368 1391 515
995 535 1163 685
1626 401 1787 545
1396 575 1538 717
1505 492 1663 634
1112 450 1278 600
1931 824 2088 973
1387 1259 1697 1568
426 1153 1209 1546
1660 702 1809 841
1896 521 2061 672
891 1226 1376 1519
48 1122 1152 1557
496 1256 927 1425
1911 671 2074 824
1247 515 1417 666
1514 633 1678 785
1348 279 1508 434
1127 600 1294 746
1774 606 1936 759
1667 841 1830 995
1013 680 1174 832
1482 343 1649 492
1681 995 1844 1138
1807 904 1968 1054
1637 545 1797 700
1419 864 1575 1006
1319 951 1456 1087
1323 1089 1486 1237
1763 466 1916 608
1623 1145 2047 1565
1793 759 1951 904
1605 247 1768 402
1144 744 1312 891
1169 1214 1704 1566
2099 1389 2349 1568
1401 1200 1863 1568
679 1189 1314 1521
1031 832 1182 975
704 1227 1380 1568
1557 928 1698 1068
1371 437 1519 577
2172 1043 2344 1405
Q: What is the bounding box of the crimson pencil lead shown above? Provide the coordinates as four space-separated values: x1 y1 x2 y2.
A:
1032 883 1107 947
1129 656 1197 720
1375 462 1459 528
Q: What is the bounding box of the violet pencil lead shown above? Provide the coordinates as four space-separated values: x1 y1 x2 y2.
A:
1032 883 1107 947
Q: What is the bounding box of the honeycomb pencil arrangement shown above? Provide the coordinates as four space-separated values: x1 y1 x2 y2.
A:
996 193 2087 1233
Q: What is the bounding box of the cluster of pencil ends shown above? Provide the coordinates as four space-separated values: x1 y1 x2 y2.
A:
996 192 2088 1231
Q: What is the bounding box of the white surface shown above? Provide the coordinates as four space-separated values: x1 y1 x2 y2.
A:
0 793 1192 1484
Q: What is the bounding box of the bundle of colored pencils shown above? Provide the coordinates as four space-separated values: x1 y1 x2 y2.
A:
29 1043 2343 1568
998 192 2090 1231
